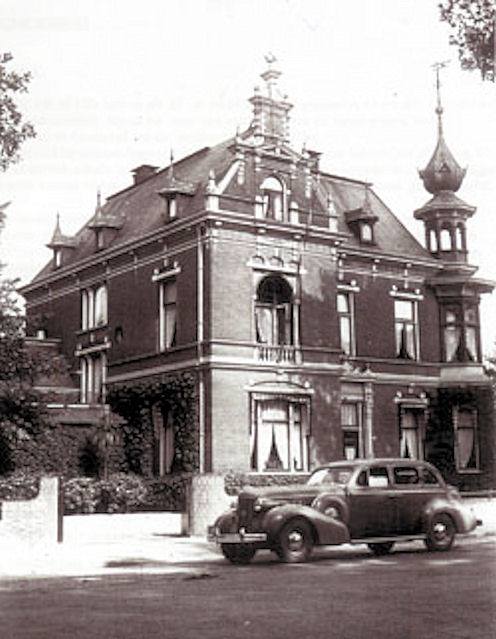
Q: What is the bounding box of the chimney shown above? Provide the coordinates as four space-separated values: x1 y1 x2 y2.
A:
132 164 158 185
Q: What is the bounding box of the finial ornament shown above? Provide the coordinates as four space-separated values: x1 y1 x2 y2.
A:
432 60 449 136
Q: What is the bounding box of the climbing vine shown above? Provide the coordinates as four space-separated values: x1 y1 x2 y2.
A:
107 372 199 477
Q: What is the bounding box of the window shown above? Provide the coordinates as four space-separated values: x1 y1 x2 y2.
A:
394 299 418 360
393 466 419 485
255 276 294 347
159 279 177 351
399 408 423 460
166 197 177 221
81 285 108 330
440 228 452 251
54 249 62 268
261 176 284 221
151 405 175 476
454 407 479 472
250 400 308 472
341 403 362 459
443 305 479 363
456 225 464 251
337 292 355 356
360 223 373 243
80 353 106 404
429 229 438 252
358 466 390 488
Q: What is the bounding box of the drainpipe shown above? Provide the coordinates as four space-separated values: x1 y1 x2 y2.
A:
197 226 205 472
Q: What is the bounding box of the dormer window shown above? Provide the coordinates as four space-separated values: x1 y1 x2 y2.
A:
261 176 284 221
344 189 378 245
54 248 62 268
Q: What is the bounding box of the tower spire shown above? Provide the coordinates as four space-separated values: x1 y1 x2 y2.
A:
433 60 449 138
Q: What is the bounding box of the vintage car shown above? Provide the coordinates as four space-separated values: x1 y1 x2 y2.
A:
207 458 480 564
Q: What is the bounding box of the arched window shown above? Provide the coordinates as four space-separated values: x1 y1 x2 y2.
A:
429 229 438 252
94 284 108 327
255 276 294 346
440 228 452 251
261 176 284 221
456 225 464 251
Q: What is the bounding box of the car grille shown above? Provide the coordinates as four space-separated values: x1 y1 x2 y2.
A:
237 495 254 530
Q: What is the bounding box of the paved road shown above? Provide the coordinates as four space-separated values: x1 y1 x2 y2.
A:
2 538 495 639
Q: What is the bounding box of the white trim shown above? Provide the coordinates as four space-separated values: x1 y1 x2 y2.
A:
389 286 424 301
75 340 111 357
151 264 181 282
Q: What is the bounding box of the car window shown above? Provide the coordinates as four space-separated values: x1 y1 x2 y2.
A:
420 467 440 485
357 466 390 488
393 466 419 485
307 467 354 486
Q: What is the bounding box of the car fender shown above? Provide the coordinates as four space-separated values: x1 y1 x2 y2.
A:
311 493 350 524
213 508 239 534
421 497 477 534
262 503 350 546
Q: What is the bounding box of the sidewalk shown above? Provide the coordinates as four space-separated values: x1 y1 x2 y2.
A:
1 498 495 580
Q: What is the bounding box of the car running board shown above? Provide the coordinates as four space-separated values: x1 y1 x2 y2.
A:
351 534 426 545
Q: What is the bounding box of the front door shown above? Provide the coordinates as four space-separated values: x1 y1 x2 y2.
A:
348 465 398 538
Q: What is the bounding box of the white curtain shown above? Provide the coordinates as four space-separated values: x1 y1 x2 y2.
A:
400 411 419 459
445 326 461 362
457 428 474 469
255 306 273 344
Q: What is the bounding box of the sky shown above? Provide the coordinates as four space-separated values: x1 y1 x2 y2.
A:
1 0 496 353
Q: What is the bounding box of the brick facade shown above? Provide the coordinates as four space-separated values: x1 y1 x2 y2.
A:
21 61 495 492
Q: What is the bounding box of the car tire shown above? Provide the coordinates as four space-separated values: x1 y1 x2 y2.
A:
368 541 394 556
221 544 256 565
425 513 456 552
276 518 314 563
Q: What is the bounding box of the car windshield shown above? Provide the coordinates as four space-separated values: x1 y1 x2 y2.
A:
307 466 354 486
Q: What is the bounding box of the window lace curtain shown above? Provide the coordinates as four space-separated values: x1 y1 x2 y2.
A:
400 411 419 459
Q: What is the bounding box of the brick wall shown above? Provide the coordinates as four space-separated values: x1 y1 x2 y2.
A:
0 477 63 544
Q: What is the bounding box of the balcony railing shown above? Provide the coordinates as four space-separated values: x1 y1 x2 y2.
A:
256 344 300 364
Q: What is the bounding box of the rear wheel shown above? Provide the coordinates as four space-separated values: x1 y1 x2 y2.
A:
425 513 456 552
368 541 394 556
276 519 314 563
221 544 256 565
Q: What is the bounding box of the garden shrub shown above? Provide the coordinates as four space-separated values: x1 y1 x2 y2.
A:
63 477 99 514
0 471 40 500
138 474 191 512
96 473 148 513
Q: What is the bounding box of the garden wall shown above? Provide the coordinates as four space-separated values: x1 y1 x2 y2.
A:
0 476 63 544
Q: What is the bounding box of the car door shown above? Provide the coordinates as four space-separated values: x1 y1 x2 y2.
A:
347 465 399 538
393 464 446 534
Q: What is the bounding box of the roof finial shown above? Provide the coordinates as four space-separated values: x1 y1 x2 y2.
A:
169 148 174 179
432 60 449 137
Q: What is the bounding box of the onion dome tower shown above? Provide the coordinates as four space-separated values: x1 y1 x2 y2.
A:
414 64 474 264
414 64 493 367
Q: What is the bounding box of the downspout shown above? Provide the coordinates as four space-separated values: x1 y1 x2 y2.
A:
197 226 205 472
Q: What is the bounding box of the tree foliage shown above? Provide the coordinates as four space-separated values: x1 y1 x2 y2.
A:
439 0 495 81
0 52 36 171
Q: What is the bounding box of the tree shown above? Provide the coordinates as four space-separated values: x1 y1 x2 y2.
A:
0 52 36 171
439 0 495 82
0 209 55 474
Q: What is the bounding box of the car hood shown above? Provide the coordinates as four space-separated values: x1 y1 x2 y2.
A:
238 483 346 502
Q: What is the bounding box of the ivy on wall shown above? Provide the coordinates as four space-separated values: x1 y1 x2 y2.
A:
107 372 199 477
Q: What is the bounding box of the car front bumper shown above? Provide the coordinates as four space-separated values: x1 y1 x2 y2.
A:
207 525 267 545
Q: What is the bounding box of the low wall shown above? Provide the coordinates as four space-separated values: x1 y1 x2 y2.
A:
188 474 232 536
0 477 63 544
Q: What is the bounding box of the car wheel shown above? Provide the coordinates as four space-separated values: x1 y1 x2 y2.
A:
220 544 256 565
368 542 394 556
276 519 314 563
425 513 456 552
